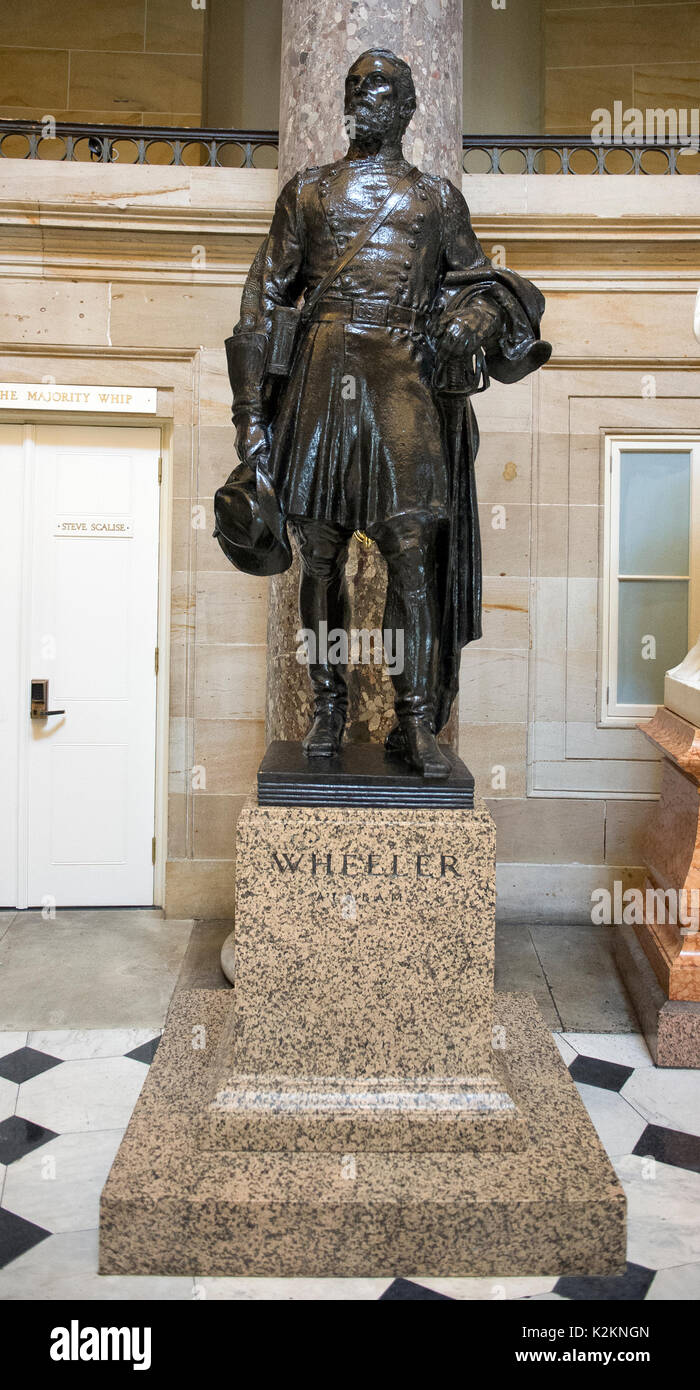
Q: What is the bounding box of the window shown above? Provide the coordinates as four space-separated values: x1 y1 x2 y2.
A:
602 436 700 725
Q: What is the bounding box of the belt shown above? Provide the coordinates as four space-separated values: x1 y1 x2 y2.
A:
309 299 427 334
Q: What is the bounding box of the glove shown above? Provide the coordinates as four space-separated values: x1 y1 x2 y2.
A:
437 295 501 362
234 413 269 467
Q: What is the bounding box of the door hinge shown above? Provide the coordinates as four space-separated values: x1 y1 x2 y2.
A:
152 836 157 865
154 646 159 676
158 456 163 484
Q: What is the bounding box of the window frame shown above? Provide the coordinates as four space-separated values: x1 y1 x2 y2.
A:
601 433 700 727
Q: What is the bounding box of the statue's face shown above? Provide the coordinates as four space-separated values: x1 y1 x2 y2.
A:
344 54 408 144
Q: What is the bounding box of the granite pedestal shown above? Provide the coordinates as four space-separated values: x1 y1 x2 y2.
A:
100 788 625 1276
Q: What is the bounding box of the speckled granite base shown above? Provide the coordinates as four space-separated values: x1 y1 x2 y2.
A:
205 796 526 1150
99 989 625 1276
219 797 497 1078
615 923 700 1067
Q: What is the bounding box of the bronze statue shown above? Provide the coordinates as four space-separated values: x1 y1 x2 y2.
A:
215 48 550 778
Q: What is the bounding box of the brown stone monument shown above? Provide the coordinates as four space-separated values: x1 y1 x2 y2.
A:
614 643 700 1066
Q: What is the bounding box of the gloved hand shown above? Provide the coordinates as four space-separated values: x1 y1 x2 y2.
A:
234 413 269 466
437 295 501 361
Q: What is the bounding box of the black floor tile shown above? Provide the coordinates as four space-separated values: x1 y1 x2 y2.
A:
0 1115 58 1166
554 1263 655 1301
125 1036 161 1066
379 1278 454 1301
569 1054 634 1093
633 1123 700 1175
0 1208 50 1269
0 1047 62 1084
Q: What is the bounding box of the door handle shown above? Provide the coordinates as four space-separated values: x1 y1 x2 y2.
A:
30 679 65 719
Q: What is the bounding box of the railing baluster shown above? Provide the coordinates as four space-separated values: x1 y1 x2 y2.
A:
0 122 690 174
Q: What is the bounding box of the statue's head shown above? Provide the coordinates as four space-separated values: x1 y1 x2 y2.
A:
344 49 416 148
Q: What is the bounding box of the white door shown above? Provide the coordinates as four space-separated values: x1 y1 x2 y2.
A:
2 423 161 908
0 425 25 906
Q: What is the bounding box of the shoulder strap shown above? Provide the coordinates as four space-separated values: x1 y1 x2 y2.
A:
301 165 423 322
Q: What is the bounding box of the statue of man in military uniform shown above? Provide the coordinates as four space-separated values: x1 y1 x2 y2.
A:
216 48 550 778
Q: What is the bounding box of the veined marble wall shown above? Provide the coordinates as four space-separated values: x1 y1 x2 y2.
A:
0 0 204 129
0 161 698 920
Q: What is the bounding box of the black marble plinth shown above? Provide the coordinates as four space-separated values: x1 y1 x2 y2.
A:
257 740 475 808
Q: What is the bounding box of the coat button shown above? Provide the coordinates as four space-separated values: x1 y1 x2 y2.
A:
408 240 416 248
403 260 411 269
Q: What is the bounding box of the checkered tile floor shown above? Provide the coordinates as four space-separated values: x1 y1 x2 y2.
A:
0 1026 699 1300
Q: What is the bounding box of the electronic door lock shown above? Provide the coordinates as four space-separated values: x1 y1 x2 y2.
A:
30 679 65 719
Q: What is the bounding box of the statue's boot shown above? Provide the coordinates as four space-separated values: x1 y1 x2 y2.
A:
385 715 451 779
303 699 346 757
293 518 351 760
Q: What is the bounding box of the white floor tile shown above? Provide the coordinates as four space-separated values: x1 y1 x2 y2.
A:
646 1261 700 1300
2 1129 125 1235
563 1033 653 1069
615 1155 700 1271
0 1229 194 1300
621 1067 700 1138
523 1292 566 1300
192 1277 391 1300
0 1033 28 1056
0 1076 18 1123
404 1275 558 1300
27 1028 159 1062
18 1057 146 1133
575 1083 647 1158
552 1033 577 1066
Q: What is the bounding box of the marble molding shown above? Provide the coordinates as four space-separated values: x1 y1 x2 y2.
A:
100 798 625 1274
614 925 700 1069
266 0 463 747
610 705 700 1067
636 707 700 1003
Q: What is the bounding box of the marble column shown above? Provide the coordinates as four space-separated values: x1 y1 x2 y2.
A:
266 0 464 749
